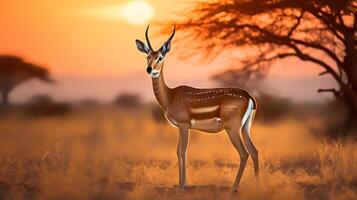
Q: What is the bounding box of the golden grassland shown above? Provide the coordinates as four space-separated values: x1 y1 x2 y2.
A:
0 106 356 200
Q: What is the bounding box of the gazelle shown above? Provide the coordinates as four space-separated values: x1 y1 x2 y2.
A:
135 25 259 192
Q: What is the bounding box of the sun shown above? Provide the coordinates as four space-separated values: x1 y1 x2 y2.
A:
121 1 154 25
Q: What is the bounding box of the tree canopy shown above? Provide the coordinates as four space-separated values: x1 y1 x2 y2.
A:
174 0 356 89
0 55 53 105
168 0 357 131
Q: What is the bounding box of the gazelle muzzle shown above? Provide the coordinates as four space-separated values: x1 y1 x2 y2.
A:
151 70 160 78
146 66 160 78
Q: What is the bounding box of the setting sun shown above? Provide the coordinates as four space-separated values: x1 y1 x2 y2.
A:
82 0 154 25
121 1 154 25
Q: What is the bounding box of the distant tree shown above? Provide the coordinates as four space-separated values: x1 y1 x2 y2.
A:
0 55 53 106
168 0 357 130
24 94 70 117
113 93 142 108
77 98 100 107
27 94 53 105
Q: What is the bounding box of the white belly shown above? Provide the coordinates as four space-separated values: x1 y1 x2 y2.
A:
165 114 224 133
190 118 224 133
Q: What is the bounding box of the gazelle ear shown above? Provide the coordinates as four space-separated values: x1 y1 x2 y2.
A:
135 39 150 54
160 41 172 55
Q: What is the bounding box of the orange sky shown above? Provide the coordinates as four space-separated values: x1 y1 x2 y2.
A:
0 0 336 103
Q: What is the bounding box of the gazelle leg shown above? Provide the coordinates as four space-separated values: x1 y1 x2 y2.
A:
177 125 189 189
241 111 259 178
225 126 249 192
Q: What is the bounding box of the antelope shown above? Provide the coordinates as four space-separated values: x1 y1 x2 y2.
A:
135 25 259 192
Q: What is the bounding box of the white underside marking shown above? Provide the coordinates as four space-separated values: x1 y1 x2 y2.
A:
242 99 253 125
190 117 221 126
190 119 196 126
189 105 219 113
246 110 255 137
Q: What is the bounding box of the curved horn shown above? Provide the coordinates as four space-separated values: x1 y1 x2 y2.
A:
167 26 176 43
145 25 153 51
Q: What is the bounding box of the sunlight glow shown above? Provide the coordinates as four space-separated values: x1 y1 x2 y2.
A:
121 1 154 25
82 1 154 25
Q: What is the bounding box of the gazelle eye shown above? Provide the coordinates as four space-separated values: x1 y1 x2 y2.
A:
158 57 163 62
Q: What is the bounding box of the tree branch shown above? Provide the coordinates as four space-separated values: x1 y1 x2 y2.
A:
318 88 337 93
308 9 345 42
318 88 341 98
354 12 357 30
229 23 345 85
285 42 345 86
287 11 304 37
290 38 344 68
319 71 329 76
231 23 343 69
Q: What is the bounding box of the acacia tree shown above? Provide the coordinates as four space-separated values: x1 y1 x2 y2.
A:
0 55 53 106
171 0 356 129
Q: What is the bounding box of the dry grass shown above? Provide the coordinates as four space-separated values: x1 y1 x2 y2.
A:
0 106 356 200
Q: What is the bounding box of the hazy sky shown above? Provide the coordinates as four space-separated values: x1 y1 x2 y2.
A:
0 0 337 103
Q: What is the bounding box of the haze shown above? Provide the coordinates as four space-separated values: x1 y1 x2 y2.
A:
0 0 336 103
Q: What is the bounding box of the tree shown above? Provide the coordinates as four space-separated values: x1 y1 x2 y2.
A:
169 0 357 131
0 55 53 106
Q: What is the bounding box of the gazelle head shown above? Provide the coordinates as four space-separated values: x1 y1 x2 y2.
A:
135 25 175 78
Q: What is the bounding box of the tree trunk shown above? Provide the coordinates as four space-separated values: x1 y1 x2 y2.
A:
1 89 10 107
343 89 357 132
340 33 357 136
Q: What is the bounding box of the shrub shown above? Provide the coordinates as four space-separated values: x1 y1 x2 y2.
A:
24 94 70 117
113 93 142 108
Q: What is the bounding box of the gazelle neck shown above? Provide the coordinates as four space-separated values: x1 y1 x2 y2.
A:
152 67 170 111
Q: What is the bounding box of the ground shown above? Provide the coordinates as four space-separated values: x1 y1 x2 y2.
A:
0 106 356 200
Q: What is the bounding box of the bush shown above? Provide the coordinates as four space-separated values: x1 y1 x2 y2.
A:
255 92 292 123
113 93 142 108
77 98 100 107
24 94 70 117
27 94 53 105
